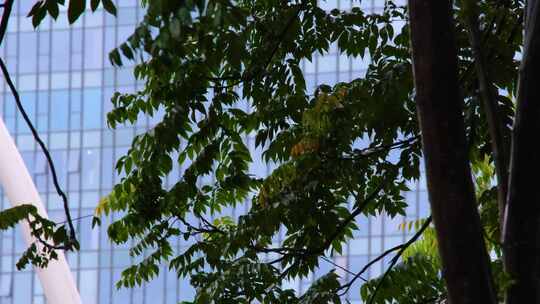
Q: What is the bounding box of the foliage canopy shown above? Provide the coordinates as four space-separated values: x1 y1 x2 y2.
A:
0 0 526 303
98 0 521 302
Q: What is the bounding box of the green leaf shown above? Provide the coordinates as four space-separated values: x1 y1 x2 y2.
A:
196 0 205 13
109 49 123 66
52 226 68 244
91 216 102 228
26 1 44 18
67 0 86 24
102 0 117 16
169 18 181 39
90 0 101 11
120 43 135 60
0 205 37 230
46 0 60 19
31 4 48 28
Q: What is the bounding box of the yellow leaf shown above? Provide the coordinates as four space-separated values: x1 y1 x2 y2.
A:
95 196 110 216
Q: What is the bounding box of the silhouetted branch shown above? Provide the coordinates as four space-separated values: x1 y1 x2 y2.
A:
0 57 78 248
366 216 432 304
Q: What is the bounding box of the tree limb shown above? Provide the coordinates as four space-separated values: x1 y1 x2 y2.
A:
502 1 540 303
463 0 510 230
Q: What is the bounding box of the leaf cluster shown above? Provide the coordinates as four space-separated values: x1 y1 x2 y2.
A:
27 0 116 27
0 204 78 270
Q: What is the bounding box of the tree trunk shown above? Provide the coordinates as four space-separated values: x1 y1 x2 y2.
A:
503 1 540 303
408 1 497 303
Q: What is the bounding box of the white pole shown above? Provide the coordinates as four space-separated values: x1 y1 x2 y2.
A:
0 118 82 304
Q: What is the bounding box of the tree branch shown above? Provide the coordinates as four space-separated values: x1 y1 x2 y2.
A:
320 255 367 282
350 135 420 160
463 0 510 229
0 57 78 246
365 216 432 304
337 216 432 298
0 0 13 45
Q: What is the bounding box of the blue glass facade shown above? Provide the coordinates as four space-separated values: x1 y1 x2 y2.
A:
0 1 428 303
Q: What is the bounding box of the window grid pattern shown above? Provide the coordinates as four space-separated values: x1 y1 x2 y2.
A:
0 1 427 303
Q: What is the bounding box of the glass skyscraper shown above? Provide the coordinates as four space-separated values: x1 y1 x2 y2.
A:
0 1 428 303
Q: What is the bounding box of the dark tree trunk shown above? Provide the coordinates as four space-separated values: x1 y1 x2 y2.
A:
408 1 497 303
503 1 540 303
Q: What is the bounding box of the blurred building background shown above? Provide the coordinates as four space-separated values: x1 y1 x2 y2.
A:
0 1 428 303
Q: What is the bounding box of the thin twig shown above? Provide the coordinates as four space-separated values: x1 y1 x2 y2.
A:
366 216 433 304
320 255 368 282
350 135 420 159
337 243 404 296
55 213 95 225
